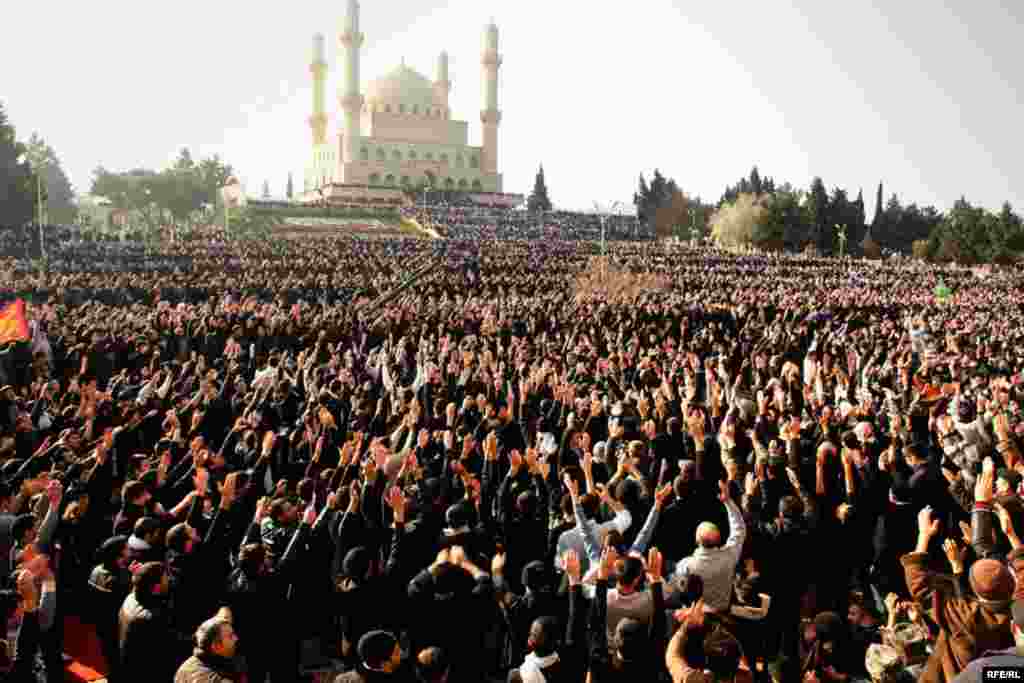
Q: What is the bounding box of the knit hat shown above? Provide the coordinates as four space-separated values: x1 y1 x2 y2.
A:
357 630 397 668
969 558 1015 603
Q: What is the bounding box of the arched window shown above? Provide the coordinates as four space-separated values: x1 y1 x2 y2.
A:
360 147 369 161
408 150 417 160
385 174 395 185
470 156 479 169
368 173 380 185
471 179 483 191
401 176 411 186
444 177 455 189
440 153 448 164
399 104 405 113
456 155 464 168
393 150 402 161
412 104 418 114
376 148 386 161
425 152 433 161
385 104 391 113
457 178 468 189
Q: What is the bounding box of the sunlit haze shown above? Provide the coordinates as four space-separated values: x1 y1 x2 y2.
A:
4 0 1021 213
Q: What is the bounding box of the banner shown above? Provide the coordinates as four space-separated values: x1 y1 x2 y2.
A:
0 299 31 344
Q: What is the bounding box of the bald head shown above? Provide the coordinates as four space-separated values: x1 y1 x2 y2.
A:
696 522 721 548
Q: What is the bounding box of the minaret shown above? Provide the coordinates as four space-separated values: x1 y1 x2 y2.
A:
339 0 364 170
434 51 451 113
309 34 328 146
480 20 502 184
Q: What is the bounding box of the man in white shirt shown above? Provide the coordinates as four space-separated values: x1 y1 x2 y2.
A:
554 478 631 577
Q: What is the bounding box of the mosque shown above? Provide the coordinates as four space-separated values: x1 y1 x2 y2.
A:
303 0 506 201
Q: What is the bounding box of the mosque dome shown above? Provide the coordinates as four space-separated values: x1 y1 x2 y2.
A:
366 63 438 111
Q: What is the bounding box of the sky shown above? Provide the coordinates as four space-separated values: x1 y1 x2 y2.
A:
3 0 1021 214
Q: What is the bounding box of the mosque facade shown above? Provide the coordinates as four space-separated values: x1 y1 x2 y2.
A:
305 0 503 195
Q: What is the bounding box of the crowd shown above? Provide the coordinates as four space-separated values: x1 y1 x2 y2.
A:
1 210 1024 683
402 205 642 242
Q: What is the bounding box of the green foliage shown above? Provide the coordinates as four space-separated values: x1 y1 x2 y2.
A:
720 166 776 205
527 165 552 213
90 149 234 233
635 170 712 238
24 133 76 224
806 177 830 253
0 101 36 226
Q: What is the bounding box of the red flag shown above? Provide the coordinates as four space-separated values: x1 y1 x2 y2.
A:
0 300 30 344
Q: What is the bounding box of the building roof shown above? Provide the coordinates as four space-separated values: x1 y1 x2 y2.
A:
366 63 438 110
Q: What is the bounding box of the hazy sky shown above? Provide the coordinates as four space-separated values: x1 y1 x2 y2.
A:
3 0 1021 213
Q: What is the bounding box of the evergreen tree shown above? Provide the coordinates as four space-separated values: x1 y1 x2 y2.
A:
24 133 76 224
286 172 294 200
262 180 270 199
0 102 36 226
527 164 552 212
872 182 884 231
749 166 762 195
807 177 830 252
852 189 866 247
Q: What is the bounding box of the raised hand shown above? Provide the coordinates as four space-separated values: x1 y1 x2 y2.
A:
347 480 361 513
646 547 664 584
975 462 995 504
942 538 964 573
508 449 523 474
45 479 62 507
483 431 499 461
654 482 673 509
492 552 506 575
562 549 581 585
302 499 317 526
743 472 758 498
917 506 940 538
254 497 270 523
385 486 406 522
718 479 731 504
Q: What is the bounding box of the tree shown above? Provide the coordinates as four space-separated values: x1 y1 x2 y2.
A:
761 188 808 249
286 172 294 200
872 182 884 230
710 193 769 248
749 166 763 195
0 101 36 226
173 147 195 172
262 180 270 199
24 133 76 224
196 155 234 206
806 177 830 253
527 164 552 213
635 169 672 225
653 189 691 240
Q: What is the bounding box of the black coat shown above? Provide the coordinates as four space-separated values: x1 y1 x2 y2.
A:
118 591 189 683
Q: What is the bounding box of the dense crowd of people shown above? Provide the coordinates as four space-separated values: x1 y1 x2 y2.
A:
402 205 642 242
1 207 1024 683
